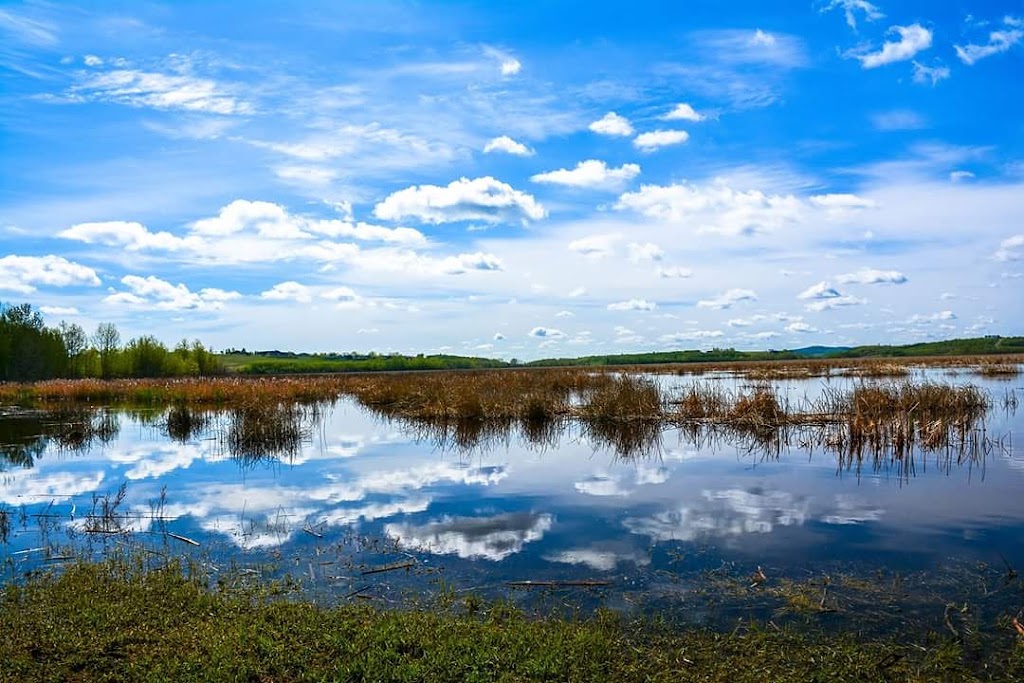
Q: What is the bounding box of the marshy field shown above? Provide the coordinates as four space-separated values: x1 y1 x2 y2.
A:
2 356 1024 680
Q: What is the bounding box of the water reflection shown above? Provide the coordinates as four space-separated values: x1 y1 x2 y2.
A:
0 374 1021 636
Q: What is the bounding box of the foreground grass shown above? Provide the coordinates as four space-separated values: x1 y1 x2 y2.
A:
2 562 1022 682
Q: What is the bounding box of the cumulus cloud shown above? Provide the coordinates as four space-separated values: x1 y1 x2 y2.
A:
786 321 818 333
994 235 1024 261
483 46 522 75
60 220 195 251
797 281 841 300
909 310 957 323
822 0 884 30
659 330 724 343
39 306 80 316
627 242 664 262
657 265 692 278
616 181 804 236
483 135 533 156
607 298 657 311
260 281 312 303
633 129 689 151
373 177 545 225
848 24 932 68
589 112 634 136
836 268 908 285
197 199 426 244
912 61 950 85
531 160 640 189
529 327 565 339
805 296 867 312
105 275 240 311
568 233 620 258
0 255 100 293
660 103 706 122
697 288 757 309
955 18 1023 65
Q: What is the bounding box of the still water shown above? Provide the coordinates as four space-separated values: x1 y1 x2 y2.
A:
2 371 1022 633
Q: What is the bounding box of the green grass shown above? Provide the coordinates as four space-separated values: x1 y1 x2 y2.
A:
2 560 1022 682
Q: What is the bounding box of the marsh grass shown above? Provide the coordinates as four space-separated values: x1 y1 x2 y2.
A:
222 402 319 463
2 558 1021 682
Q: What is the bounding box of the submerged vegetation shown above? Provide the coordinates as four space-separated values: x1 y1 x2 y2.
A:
1 558 1022 682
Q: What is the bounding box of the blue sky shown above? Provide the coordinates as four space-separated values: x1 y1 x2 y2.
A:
1 0 1022 358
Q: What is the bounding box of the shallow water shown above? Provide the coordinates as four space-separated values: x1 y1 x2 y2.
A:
2 371 1022 634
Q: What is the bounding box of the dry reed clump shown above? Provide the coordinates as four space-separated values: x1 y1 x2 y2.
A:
973 362 1021 377
222 403 316 462
163 405 211 443
817 381 990 458
728 386 787 426
672 383 729 420
578 374 664 422
0 376 350 409
839 362 911 378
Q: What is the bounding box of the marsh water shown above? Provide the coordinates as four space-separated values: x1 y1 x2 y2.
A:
2 369 1023 636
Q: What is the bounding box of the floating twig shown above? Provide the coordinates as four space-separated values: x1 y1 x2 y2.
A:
361 560 416 575
505 580 611 588
166 532 200 546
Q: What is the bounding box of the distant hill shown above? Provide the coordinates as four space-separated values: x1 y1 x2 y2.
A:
791 346 851 357
218 336 1024 374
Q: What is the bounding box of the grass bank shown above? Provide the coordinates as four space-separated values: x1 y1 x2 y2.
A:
2 560 1022 682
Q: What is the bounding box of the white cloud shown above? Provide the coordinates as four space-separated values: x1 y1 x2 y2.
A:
321 286 359 304
529 327 565 339
697 288 757 309
607 298 657 311
39 306 80 316
105 275 240 311
617 181 805 236
955 19 1023 65
627 242 664 262
633 129 689 151
60 220 195 252
70 64 251 115
994 234 1024 261
83 54 103 67
808 193 877 216
196 199 426 244
555 310 574 318
849 24 932 68
950 170 975 182
493 332 505 341
908 310 957 323
0 8 58 46
797 281 840 299
274 166 338 186
836 268 908 285
568 286 587 298
912 61 950 85
786 321 818 333
871 109 927 131
568 233 620 258
260 281 312 303
385 513 552 561
657 265 692 278
660 103 706 122
373 176 545 225
531 160 640 189
483 135 533 156
823 0 884 30
589 112 634 136
0 255 101 293
482 46 522 75
805 296 867 312
659 330 724 343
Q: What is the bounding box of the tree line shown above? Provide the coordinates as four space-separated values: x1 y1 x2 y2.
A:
0 303 223 381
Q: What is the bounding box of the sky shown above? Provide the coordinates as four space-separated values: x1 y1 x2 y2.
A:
1 0 1023 359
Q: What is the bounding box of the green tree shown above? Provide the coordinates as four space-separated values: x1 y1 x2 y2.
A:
94 323 121 379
